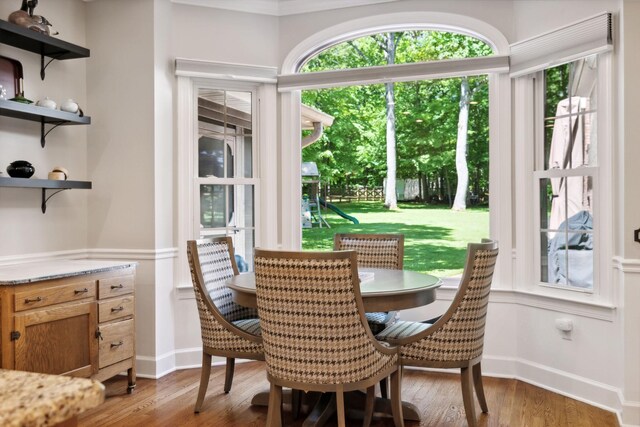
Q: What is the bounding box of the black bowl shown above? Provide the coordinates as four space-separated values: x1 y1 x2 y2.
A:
7 160 35 178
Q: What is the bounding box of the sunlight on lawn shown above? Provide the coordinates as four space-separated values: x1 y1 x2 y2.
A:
302 201 489 277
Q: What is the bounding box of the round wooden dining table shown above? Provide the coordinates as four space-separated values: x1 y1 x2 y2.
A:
226 268 442 425
226 267 441 312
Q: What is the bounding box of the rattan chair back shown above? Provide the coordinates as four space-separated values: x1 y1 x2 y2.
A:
400 240 498 364
333 233 404 270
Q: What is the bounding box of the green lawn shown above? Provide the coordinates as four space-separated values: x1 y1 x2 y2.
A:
302 201 489 277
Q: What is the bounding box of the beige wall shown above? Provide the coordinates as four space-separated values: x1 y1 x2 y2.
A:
0 0 88 258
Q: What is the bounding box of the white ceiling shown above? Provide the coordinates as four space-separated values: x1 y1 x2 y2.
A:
170 0 401 16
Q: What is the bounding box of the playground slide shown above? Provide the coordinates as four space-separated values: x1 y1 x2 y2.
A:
318 197 359 224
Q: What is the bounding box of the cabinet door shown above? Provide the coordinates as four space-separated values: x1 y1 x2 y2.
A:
14 301 98 377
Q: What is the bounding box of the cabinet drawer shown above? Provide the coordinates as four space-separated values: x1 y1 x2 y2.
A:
14 281 97 312
98 295 134 323
99 319 134 368
98 275 134 299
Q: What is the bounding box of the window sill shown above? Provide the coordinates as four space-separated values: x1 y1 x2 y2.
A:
491 288 616 321
434 278 616 321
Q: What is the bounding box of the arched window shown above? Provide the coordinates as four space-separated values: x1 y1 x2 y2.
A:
294 30 497 277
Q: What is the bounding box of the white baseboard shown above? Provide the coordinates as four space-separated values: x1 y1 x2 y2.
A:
137 349 254 379
481 354 624 421
620 398 640 426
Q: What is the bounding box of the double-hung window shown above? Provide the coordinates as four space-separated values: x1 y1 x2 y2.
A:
176 59 278 288
511 12 612 305
534 57 598 292
196 87 257 267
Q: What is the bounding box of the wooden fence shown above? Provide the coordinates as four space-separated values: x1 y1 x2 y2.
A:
324 185 384 202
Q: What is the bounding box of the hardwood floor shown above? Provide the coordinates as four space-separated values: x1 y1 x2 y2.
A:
78 361 618 426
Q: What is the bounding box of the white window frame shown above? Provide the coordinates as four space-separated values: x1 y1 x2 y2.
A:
194 85 259 256
513 52 614 308
278 12 513 292
175 60 278 293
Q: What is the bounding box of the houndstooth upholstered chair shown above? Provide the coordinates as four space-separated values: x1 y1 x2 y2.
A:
254 249 405 427
187 237 264 413
376 239 499 427
333 233 404 335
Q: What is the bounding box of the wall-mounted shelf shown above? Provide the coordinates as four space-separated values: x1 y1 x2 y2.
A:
0 176 92 213
0 99 90 147
0 19 90 80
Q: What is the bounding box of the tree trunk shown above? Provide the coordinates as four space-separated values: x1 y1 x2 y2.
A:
452 77 470 211
383 33 398 210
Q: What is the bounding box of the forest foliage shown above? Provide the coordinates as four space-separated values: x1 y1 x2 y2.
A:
300 31 493 204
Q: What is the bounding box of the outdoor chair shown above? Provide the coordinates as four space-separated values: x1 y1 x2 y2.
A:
333 233 404 335
254 248 404 427
187 237 264 413
376 239 499 427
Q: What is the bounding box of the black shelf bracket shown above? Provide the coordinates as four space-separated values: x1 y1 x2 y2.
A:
40 119 69 147
41 188 69 213
40 53 63 80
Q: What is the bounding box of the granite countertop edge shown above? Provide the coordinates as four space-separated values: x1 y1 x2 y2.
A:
0 261 138 286
0 369 105 426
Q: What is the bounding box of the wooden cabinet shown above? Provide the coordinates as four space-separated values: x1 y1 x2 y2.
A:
0 265 136 392
92 272 136 391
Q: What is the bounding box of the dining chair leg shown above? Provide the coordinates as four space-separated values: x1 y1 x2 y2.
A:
194 352 212 413
291 389 302 419
379 377 389 398
472 362 489 413
461 366 478 427
266 383 283 427
390 369 405 427
363 385 375 427
337 389 346 427
224 357 235 393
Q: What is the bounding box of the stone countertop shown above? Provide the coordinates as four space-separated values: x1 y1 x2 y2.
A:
0 369 105 427
0 260 137 285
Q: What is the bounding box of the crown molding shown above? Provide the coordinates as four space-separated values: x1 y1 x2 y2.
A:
170 0 399 16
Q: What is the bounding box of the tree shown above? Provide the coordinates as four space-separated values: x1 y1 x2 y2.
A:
452 77 470 210
299 30 493 206
382 33 400 209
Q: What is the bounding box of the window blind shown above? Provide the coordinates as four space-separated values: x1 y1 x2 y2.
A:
175 58 278 83
277 55 509 92
510 12 612 78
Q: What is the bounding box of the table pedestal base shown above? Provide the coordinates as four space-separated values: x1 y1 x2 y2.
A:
250 388 420 426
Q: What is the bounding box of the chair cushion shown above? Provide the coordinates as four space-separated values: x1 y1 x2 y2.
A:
366 311 398 335
375 320 432 342
232 318 261 336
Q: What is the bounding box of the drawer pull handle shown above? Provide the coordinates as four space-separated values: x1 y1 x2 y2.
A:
111 306 124 313
111 284 124 290
74 288 89 295
111 341 124 348
24 296 43 304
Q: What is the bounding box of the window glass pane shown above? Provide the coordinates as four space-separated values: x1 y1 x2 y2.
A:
199 185 254 230
544 56 598 170
243 136 253 178
199 89 226 128
540 175 593 290
300 30 493 73
198 89 252 178
200 184 228 228
198 137 225 178
545 230 593 289
232 230 255 272
226 91 252 134
544 176 593 232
